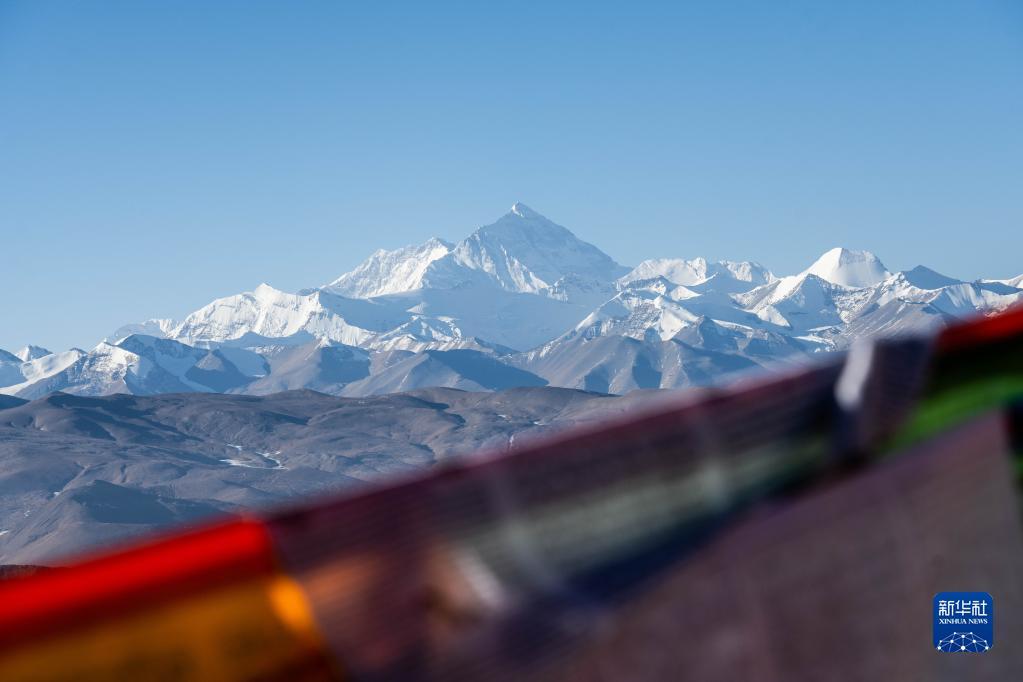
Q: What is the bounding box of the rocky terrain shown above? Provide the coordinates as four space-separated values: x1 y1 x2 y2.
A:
0 386 668 564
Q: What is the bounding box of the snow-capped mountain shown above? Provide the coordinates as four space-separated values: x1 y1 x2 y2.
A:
0 348 86 396
803 247 891 288
3 204 1020 399
326 237 453 298
985 273 1023 289
14 345 52 362
106 318 177 344
325 203 628 299
619 257 773 291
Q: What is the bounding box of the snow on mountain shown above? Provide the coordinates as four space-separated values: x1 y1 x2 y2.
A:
18 349 86 383
537 273 620 307
0 350 22 388
0 349 86 395
374 286 591 352
1 336 263 399
14 345 52 362
128 205 631 355
900 265 961 290
106 318 177 343
171 284 376 347
444 203 629 294
326 203 628 300
838 299 955 342
564 289 701 342
620 258 773 291
730 248 893 333
516 273 815 393
734 274 851 332
984 274 1023 290
803 247 891 288
10 342 149 399
326 237 453 298
14 204 1017 401
168 284 461 351
1 347 54 389
926 282 1022 316
166 281 590 354
852 270 1023 321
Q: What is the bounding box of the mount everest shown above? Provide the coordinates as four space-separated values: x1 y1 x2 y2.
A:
2 203 1020 400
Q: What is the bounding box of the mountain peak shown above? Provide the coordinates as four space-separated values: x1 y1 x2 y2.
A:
901 265 960 290
804 247 891 288
15 345 52 362
325 237 454 298
424 236 453 248
455 205 627 294
509 202 543 219
253 282 281 296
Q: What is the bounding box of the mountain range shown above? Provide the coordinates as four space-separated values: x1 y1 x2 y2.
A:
2 203 1020 400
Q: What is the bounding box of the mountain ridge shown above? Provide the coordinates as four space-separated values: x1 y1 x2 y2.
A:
3 204 1020 399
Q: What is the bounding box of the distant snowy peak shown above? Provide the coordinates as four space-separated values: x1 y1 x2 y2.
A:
0 348 86 395
449 203 629 293
736 273 852 331
509 202 542 219
620 258 774 291
326 237 453 298
326 203 628 299
163 281 571 353
170 284 373 347
985 273 1023 290
804 247 891 288
14 345 52 362
107 318 177 343
538 273 619 306
900 265 961 290
867 271 1023 317
565 289 701 343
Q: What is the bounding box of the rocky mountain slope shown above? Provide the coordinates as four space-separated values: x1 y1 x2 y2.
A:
0 387 666 564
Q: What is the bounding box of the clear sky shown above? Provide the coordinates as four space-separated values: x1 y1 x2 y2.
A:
1 1 1021 351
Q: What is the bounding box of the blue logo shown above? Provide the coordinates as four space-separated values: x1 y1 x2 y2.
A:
934 592 993 653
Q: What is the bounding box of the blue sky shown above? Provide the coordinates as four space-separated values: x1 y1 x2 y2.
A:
1 1 1021 351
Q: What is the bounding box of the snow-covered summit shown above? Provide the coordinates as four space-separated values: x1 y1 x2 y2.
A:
900 265 961 290
620 258 773 291
327 203 628 299
445 203 629 294
803 247 892 289
509 201 542 219
326 237 453 298
106 318 177 343
984 273 1023 290
14 345 52 362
